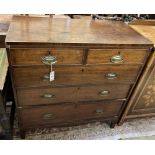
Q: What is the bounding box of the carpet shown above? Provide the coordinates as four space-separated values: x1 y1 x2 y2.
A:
13 117 155 140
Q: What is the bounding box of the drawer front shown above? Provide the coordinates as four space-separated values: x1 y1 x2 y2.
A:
87 49 148 64
10 48 84 65
17 84 130 106
13 65 141 88
19 100 124 128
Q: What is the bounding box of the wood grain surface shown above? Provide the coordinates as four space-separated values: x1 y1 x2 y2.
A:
10 48 84 65
16 84 130 106
12 65 142 87
130 24 155 44
19 100 124 128
6 16 152 46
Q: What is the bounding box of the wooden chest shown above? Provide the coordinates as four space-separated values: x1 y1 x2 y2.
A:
6 16 153 138
119 21 155 124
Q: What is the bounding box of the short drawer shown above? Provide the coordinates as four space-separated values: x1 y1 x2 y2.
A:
10 48 84 65
17 84 131 106
87 49 148 64
13 65 141 88
19 100 124 128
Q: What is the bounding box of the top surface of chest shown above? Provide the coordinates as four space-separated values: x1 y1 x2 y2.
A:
6 16 152 47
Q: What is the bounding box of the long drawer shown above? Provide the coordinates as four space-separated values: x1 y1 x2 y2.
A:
13 65 141 88
10 48 148 66
19 100 124 128
17 84 131 106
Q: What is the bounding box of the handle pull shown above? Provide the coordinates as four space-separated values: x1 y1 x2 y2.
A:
41 94 55 98
42 75 50 81
43 113 55 120
111 55 123 63
95 109 104 114
105 73 118 79
99 90 110 96
42 55 57 65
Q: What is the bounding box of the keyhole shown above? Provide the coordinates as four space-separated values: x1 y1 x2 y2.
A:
48 49 51 55
81 69 84 72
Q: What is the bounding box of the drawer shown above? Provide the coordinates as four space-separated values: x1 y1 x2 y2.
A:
13 65 141 88
87 49 148 64
17 84 131 106
19 100 124 128
10 48 84 65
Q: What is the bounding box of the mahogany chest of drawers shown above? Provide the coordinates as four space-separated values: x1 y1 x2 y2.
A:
6 16 153 138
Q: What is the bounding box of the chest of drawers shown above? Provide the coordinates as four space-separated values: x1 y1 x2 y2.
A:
6 16 153 138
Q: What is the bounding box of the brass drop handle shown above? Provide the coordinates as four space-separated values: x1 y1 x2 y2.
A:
41 94 55 98
42 75 50 81
42 55 57 65
99 90 110 96
95 109 104 114
43 113 55 120
105 73 118 79
111 55 123 63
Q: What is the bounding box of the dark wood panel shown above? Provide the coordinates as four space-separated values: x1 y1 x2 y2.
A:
10 48 84 65
87 49 148 64
17 84 130 106
0 35 6 48
12 65 142 88
19 100 124 128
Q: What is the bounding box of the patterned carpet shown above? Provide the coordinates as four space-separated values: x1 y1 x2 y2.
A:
13 117 155 140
